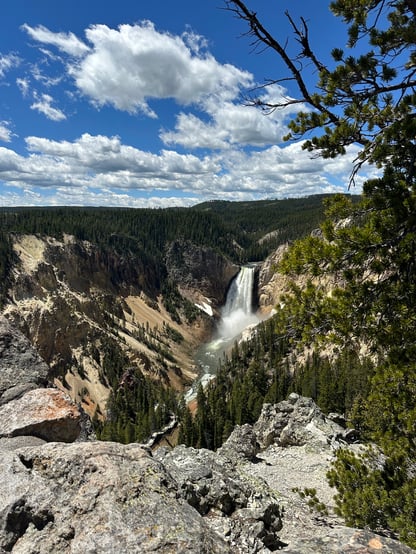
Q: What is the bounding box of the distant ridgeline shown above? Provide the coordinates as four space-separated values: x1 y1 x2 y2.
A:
0 195 346 305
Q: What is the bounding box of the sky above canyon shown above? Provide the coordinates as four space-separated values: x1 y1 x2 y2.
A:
0 0 376 207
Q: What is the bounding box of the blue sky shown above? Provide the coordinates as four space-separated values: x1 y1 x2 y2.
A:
0 0 375 207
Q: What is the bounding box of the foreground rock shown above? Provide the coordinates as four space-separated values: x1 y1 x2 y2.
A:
0 388 81 442
0 441 230 553
0 322 414 554
1 299 414 552
0 432 283 552
155 444 282 552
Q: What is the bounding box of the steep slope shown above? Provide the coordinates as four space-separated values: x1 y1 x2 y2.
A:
2 234 237 419
0 315 49 406
0 199 334 447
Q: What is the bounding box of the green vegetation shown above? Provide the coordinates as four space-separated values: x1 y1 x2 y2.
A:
0 196 331 447
0 197 331 308
224 0 416 546
292 487 329 517
0 197 330 260
194 195 337 260
93 338 178 443
0 232 14 308
178 319 374 450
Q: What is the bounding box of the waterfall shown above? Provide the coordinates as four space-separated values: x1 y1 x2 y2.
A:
185 266 259 402
218 266 259 340
222 266 255 317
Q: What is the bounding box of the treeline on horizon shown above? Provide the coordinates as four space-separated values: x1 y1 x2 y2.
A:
0 194 360 447
0 194 350 305
0 194 341 258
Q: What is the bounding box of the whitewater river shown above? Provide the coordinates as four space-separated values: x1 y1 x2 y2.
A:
184 265 260 402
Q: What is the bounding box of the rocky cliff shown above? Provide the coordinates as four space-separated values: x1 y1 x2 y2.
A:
0 316 49 406
165 239 239 316
0 319 414 554
2 235 238 418
257 244 290 314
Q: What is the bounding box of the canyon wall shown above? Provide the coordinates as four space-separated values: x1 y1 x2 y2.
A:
2 235 238 417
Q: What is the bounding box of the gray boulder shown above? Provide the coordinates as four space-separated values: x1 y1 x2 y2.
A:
155 444 283 552
0 373 414 554
0 441 230 553
253 392 346 449
217 423 259 462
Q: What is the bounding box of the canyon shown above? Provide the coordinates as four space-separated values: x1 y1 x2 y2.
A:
3 234 243 418
2 230 285 421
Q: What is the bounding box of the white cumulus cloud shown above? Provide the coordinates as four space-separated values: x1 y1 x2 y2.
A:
1 19 376 207
30 93 66 121
22 21 252 117
22 24 90 57
19 20 304 148
161 85 305 149
25 133 218 178
0 133 372 206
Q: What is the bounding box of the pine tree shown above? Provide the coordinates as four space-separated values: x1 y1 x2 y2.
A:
225 0 416 546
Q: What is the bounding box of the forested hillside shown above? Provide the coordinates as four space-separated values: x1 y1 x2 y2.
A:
0 195 333 307
179 316 375 451
194 195 338 260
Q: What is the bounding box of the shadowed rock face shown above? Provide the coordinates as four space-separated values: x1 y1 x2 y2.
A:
0 316 49 406
165 239 239 311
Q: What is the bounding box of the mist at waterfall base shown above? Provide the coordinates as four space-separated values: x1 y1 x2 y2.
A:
185 267 260 401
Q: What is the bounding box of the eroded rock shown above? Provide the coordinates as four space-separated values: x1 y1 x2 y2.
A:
253 393 345 449
0 441 229 554
155 444 283 552
165 239 239 311
0 377 414 553
0 388 81 443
